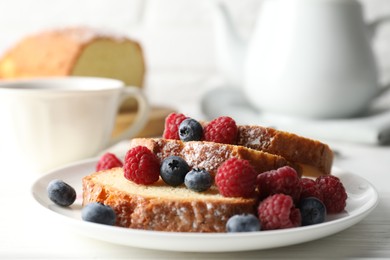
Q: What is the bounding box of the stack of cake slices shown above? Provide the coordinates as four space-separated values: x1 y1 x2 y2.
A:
82 114 334 232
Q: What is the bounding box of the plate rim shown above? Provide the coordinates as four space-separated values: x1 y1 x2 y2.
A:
31 157 379 252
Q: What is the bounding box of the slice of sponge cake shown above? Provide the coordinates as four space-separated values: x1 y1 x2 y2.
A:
236 125 333 177
129 138 295 177
82 167 257 232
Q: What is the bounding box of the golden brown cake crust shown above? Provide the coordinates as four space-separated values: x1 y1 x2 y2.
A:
129 138 294 176
0 27 144 80
236 125 333 176
82 168 257 232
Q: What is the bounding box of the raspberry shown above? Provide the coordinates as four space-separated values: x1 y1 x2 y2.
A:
299 178 323 202
215 158 257 198
316 175 347 213
163 113 188 140
204 116 238 144
124 146 160 185
96 152 123 171
257 166 302 203
258 194 301 230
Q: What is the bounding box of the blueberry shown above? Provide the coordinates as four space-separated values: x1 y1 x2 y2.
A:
299 197 327 226
47 179 76 207
184 168 212 192
179 118 203 141
226 214 261 232
81 202 116 225
160 156 190 186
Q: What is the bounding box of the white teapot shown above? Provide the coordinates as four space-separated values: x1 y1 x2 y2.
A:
211 0 390 118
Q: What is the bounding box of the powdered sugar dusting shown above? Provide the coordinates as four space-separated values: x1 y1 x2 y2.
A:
149 139 234 175
237 125 274 150
156 139 182 159
182 142 231 175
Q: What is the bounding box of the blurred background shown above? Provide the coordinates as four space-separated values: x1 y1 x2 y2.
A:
0 0 390 146
1 0 390 116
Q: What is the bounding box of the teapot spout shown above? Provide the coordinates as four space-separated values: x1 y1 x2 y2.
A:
210 1 247 87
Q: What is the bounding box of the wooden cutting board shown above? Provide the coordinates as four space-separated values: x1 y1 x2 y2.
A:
112 106 176 138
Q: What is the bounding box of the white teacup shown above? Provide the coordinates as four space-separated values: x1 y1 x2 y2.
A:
0 77 149 174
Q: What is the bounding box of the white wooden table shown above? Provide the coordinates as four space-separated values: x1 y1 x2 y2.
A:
1 73 389 259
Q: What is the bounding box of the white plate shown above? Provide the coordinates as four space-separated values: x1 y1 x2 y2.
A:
31 158 378 252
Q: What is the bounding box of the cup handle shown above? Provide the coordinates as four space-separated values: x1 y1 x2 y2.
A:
107 86 149 147
367 15 390 39
368 16 390 96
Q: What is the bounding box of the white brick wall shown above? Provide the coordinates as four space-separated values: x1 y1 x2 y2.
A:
1 0 390 81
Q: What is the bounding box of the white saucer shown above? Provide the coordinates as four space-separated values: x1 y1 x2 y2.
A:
201 86 390 144
31 158 378 252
